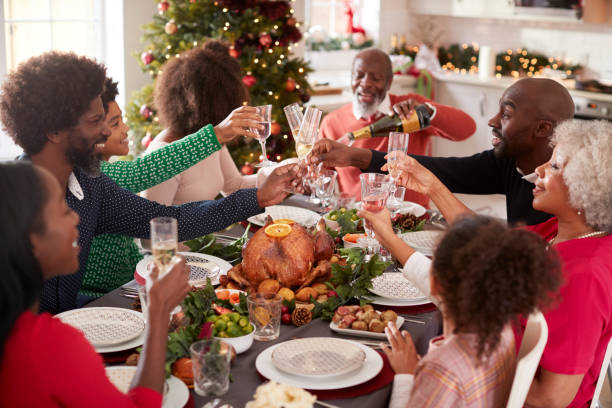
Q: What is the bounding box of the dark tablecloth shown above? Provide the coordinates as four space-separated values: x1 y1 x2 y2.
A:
89 195 443 407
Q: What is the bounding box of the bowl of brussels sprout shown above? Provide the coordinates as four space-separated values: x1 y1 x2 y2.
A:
323 208 361 231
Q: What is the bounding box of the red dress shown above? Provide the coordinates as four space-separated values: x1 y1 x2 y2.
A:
526 218 612 407
0 311 162 407
319 93 476 206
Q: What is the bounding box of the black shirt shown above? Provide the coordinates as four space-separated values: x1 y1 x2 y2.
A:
368 149 552 226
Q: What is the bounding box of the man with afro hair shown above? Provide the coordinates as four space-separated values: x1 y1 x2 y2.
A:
0 51 300 313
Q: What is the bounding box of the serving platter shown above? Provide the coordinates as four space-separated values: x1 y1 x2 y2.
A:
256 340 382 390
136 252 231 286
329 316 405 340
56 307 145 347
270 337 365 378
362 295 433 307
247 205 320 227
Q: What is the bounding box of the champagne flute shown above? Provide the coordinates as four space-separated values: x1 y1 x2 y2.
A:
386 132 410 211
360 173 392 259
252 104 274 167
150 217 178 277
295 106 322 162
283 102 303 139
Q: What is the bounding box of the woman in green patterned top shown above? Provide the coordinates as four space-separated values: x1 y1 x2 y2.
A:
78 78 263 302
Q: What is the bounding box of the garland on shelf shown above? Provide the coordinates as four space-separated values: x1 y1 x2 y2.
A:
393 42 582 78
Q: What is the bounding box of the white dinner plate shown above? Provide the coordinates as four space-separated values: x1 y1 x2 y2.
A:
95 330 145 354
369 273 428 301
330 316 405 340
105 366 189 408
271 337 365 378
396 201 427 217
56 307 145 347
247 205 320 227
136 252 232 286
256 340 383 390
363 295 433 307
399 230 444 256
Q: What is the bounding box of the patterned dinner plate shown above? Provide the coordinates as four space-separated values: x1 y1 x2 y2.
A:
271 337 366 378
399 230 444 256
247 205 321 227
56 307 145 347
136 252 232 286
369 272 428 301
105 366 189 408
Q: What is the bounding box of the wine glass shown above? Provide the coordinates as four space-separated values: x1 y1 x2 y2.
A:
252 104 274 167
386 132 410 211
150 216 178 277
315 168 337 211
360 173 393 259
294 106 322 162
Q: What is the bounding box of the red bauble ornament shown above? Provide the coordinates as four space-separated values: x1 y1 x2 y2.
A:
300 91 311 103
284 78 296 92
139 104 153 119
141 133 152 148
228 46 240 58
158 0 169 13
259 33 272 47
287 17 297 26
141 51 154 65
241 163 254 175
242 74 256 88
165 20 177 35
270 121 281 135
189 0 196 2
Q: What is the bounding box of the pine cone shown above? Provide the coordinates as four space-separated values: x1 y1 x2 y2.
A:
291 307 312 327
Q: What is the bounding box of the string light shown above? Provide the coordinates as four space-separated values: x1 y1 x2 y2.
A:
290 8 294 13
268 91 273 95
223 27 228 31
276 155 281 160
273 25 278 30
274 95 279 100
165 54 170 59
222 8 228 12
268 49 273 54
275 41 280 46
193 41 197 46
262 63 267 68
298 67 304 73
254 58 259 63
254 18 259 23
295 84 300 89
225 22 230 26
283 134 288 139
288 46 292 51
280 54 285 59
295 22 300 27
166 45 171 49
276 60 281 64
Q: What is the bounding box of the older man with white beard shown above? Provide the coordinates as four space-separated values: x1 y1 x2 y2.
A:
319 48 476 206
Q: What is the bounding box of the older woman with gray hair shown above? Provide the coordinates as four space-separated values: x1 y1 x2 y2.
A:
359 119 612 408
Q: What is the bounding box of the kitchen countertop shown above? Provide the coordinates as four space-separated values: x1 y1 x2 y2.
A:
433 71 612 103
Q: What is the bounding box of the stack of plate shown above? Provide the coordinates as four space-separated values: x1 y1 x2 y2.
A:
255 337 383 390
366 272 430 307
56 307 146 353
399 230 443 257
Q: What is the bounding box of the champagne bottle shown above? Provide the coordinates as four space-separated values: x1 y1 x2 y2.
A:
347 104 434 141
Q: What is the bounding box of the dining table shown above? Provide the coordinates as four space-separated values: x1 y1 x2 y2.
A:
88 195 443 407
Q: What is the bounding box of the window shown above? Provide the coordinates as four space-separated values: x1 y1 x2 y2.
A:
0 0 107 159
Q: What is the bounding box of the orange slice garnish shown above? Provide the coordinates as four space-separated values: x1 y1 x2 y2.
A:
274 218 296 225
264 223 292 238
254 306 271 326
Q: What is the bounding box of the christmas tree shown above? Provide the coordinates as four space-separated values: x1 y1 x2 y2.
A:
126 0 312 173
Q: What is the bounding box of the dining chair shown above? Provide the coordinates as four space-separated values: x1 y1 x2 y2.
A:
589 335 612 408
506 311 548 408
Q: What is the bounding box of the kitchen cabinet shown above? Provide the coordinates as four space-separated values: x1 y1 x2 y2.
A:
431 77 504 158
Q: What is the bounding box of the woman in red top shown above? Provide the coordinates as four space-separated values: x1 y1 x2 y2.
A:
0 161 191 407
360 119 612 407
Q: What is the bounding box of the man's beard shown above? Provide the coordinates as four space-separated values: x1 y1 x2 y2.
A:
65 130 103 176
352 91 382 119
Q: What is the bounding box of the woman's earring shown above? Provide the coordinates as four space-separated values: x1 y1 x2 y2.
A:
577 210 583 216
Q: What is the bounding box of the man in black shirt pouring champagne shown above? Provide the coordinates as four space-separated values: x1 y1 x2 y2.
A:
309 77 575 226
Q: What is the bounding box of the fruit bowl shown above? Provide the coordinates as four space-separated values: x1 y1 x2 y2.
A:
215 330 254 354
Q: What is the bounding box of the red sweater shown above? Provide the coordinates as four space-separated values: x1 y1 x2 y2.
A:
0 311 161 408
319 93 476 206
